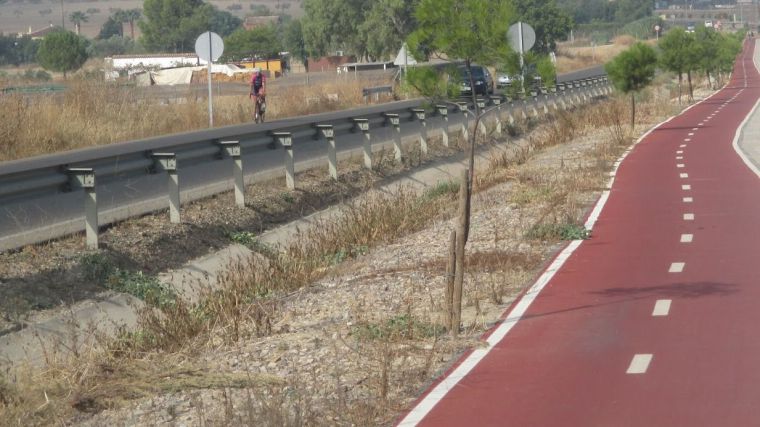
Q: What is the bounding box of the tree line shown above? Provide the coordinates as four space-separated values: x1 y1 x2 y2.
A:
2 0 575 78
606 27 745 128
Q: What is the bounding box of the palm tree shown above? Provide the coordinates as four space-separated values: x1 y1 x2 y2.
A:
69 11 88 35
124 9 141 40
112 9 128 38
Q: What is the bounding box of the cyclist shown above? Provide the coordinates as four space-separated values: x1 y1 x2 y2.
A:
249 67 267 121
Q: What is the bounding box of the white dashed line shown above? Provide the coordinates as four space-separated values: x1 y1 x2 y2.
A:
652 300 672 316
677 164 685 168
683 197 693 203
669 262 685 273
688 132 694 136
692 128 698 131
680 173 688 178
682 184 691 190
680 144 687 147
684 138 691 141
684 213 695 220
677 150 683 154
676 156 683 160
681 234 694 243
627 354 653 374
698 122 704 126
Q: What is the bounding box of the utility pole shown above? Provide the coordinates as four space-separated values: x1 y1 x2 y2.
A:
60 0 65 29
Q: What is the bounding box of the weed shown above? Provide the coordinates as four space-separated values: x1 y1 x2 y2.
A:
227 230 257 247
79 252 117 283
422 180 460 200
352 314 445 341
105 270 176 308
526 223 590 241
280 192 295 204
227 231 279 258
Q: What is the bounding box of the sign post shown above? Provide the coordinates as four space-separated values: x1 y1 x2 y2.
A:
195 31 224 128
508 22 535 94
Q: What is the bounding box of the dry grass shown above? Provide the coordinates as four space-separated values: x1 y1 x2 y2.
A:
0 76 392 162
554 36 655 74
0 86 683 425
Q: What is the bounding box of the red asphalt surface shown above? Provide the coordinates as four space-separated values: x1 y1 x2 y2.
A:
406 40 760 427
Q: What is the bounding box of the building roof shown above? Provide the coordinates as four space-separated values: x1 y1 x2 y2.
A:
243 15 281 30
19 24 60 39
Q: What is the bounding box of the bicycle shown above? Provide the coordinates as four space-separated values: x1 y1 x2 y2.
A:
253 93 266 123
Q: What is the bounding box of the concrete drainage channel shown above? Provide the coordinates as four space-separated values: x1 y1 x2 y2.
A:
0 93 606 369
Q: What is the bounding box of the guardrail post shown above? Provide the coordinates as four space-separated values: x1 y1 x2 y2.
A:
436 105 450 147
411 108 428 155
219 140 245 208
529 91 540 117
67 168 98 249
352 118 372 169
272 132 295 189
152 152 180 224
556 84 567 110
475 98 488 136
384 113 403 162
506 97 516 124
490 96 503 135
456 102 469 141
316 124 338 180
548 88 559 111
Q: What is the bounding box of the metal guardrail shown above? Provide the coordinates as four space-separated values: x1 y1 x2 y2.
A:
363 85 394 103
0 75 610 251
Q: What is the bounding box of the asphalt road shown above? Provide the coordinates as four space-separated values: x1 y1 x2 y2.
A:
400 40 760 426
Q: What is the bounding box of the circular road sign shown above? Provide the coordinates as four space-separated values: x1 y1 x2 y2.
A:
195 31 224 62
508 22 536 53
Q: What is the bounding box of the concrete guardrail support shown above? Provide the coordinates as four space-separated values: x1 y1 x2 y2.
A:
436 105 450 147
456 102 469 141
273 132 295 189
152 152 181 224
67 168 98 249
352 118 372 169
384 113 403 162
316 124 338 180
475 99 488 136
490 96 503 135
411 109 428 155
506 98 516 124
219 140 245 208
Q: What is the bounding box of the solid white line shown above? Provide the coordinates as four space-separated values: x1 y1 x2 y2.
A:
683 196 693 202
680 173 688 178
684 213 695 220
669 262 685 273
731 100 760 180
652 300 672 316
682 184 691 190
627 354 653 374
681 234 694 243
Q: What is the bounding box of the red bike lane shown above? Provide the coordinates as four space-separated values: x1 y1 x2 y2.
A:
400 39 760 426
